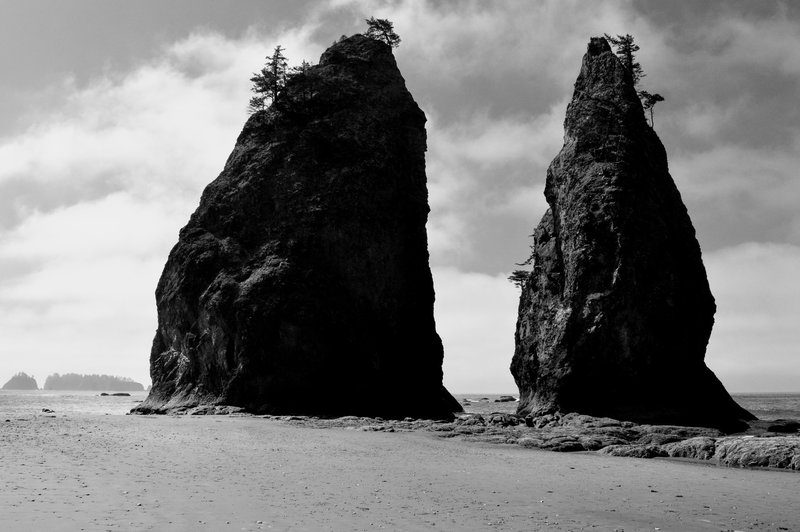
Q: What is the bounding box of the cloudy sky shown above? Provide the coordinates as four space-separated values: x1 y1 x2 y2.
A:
1 0 798 393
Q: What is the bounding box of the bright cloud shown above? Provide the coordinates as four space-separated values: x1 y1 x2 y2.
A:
0 28 323 385
434 267 520 393
425 104 563 267
705 242 800 392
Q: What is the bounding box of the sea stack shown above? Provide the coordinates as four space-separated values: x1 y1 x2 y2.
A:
2 372 38 390
510 37 754 431
134 35 460 418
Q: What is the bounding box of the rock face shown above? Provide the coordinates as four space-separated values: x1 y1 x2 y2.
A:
2 372 38 390
510 37 754 431
134 35 460 418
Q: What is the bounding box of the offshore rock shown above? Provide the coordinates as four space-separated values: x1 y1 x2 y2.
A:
510 37 754 431
134 35 460 418
2 372 38 390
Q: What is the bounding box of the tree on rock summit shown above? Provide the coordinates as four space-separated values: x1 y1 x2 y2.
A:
249 45 288 113
365 17 401 48
604 33 643 85
604 33 666 128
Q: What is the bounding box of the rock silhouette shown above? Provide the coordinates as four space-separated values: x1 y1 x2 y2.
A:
134 35 460 418
44 373 144 391
510 37 754 431
2 372 38 390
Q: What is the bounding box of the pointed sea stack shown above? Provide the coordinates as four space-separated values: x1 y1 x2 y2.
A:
510 37 754 431
135 35 461 418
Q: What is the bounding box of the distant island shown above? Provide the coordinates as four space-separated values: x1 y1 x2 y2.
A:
43 373 144 391
2 372 38 390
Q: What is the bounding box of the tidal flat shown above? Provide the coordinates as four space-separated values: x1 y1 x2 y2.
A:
1 413 797 531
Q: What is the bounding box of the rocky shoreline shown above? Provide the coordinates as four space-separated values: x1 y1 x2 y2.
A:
139 405 800 472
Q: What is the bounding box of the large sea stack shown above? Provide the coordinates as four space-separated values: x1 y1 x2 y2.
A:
510 37 754 431
135 35 460 418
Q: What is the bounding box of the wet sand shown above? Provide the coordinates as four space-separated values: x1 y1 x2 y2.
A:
1 414 797 531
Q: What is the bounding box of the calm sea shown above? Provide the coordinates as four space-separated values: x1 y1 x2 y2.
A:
0 390 148 417
456 393 800 421
1 390 798 421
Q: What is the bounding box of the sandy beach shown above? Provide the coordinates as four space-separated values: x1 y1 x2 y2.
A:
1 413 797 531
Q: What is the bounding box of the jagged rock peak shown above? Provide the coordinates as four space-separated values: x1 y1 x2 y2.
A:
510 37 754 432
570 37 646 123
134 34 461 419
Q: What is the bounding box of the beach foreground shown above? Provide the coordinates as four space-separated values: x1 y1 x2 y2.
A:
1 414 797 531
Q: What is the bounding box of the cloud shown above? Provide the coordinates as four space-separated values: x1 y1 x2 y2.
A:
368 0 638 78
0 27 323 385
365 0 652 123
668 136 800 252
705 242 800 392
662 98 745 147
0 29 323 221
1 0 798 393
425 105 563 268
0 36 247 234
0 193 187 384
641 6 800 155
433 267 519 393
706 11 800 77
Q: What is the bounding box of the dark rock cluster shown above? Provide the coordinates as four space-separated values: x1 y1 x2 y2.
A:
134 35 459 418
510 38 754 431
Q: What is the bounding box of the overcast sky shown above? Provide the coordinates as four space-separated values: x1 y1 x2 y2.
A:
1 0 798 393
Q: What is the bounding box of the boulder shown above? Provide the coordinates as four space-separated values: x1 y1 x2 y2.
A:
663 437 717 461
133 35 460 419
766 419 800 433
510 37 754 431
715 436 800 470
487 413 522 427
495 395 517 402
599 444 667 459
456 414 486 426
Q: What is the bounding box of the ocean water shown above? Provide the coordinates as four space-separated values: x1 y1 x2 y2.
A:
1 390 799 421
455 393 800 421
731 393 800 421
0 390 148 417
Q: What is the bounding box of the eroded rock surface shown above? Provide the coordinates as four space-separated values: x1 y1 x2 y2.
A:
141 403 799 471
510 37 754 431
715 436 800 470
250 411 800 471
134 35 460 418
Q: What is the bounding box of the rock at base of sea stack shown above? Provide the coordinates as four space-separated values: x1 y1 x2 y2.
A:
134 35 461 419
510 37 754 432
